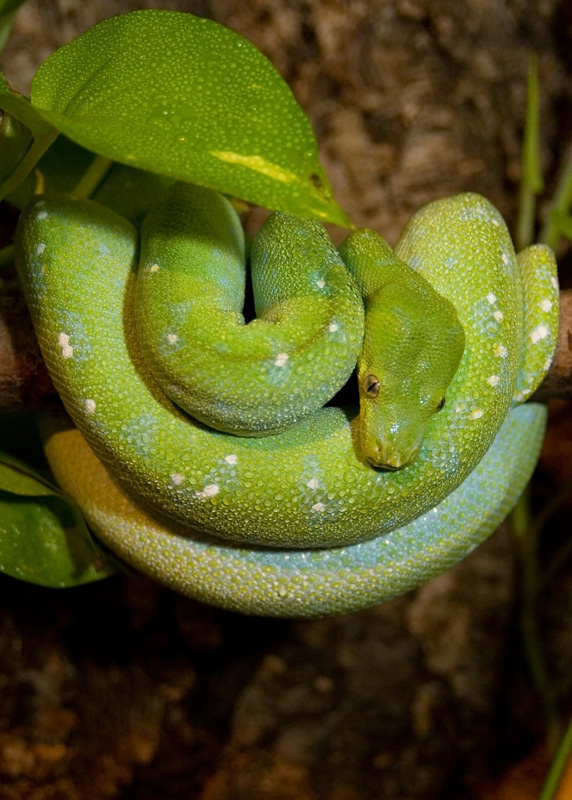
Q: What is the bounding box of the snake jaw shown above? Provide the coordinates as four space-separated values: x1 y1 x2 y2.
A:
363 440 422 470
359 403 426 470
366 447 417 471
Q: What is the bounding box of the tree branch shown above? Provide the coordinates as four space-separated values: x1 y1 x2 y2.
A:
0 275 57 410
532 289 572 401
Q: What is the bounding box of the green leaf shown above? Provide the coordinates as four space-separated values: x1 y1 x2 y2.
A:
0 447 117 587
29 10 350 226
0 489 116 587
0 448 56 496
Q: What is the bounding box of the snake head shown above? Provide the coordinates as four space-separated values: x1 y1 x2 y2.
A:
357 280 465 470
358 386 445 469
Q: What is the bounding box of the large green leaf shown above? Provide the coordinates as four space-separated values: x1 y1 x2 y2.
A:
0 488 115 587
29 10 350 226
0 444 117 588
0 448 56 496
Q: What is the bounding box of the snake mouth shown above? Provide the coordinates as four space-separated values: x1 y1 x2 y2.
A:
364 441 421 471
372 462 401 472
367 457 413 471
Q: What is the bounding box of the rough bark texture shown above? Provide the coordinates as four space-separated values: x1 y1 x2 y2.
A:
1 1 572 799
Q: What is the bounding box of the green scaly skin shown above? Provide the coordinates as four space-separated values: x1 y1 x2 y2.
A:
135 183 365 436
15 190 559 616
339 228 465 468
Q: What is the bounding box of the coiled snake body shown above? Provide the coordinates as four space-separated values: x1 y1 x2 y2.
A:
15 186 559 616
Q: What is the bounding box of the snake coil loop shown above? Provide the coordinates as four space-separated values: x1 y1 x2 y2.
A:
15 188 559 616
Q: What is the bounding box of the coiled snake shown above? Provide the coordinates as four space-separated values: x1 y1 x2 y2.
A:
15 185 558 616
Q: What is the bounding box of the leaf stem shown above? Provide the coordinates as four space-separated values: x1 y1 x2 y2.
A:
0 130 58 201
71 154 113 200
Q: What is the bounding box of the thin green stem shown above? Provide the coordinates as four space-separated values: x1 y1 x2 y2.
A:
518 186 537 251
517 53 543 250
511 52 564 750
71 154 113 200
539 145 572 249
538 713 572 800
0 130 58 202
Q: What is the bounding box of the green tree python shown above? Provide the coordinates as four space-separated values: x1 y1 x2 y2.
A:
14 186 559 616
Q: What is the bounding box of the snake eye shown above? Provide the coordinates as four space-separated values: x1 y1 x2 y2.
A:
364 374 380 398
436 397 446 412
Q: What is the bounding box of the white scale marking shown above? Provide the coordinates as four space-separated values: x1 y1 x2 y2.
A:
306 478 320 490
35 242 46 256
167 333 178 344
486 293 497 305
58 332 74 359
470 408 484 420
493 344 508 358
224 454 238 465
539 299 553 312
316 279 326 288
84 399 97 414
486 375 500 387
493 310 504 323
150 264 160 273
311 502 326 513
328 323 339 333
195 483 220 500
170 473 185 486
274 353 289 367
530 325 549 344
37 211 48 221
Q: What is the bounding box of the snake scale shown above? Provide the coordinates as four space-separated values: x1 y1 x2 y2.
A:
15 186 559 616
